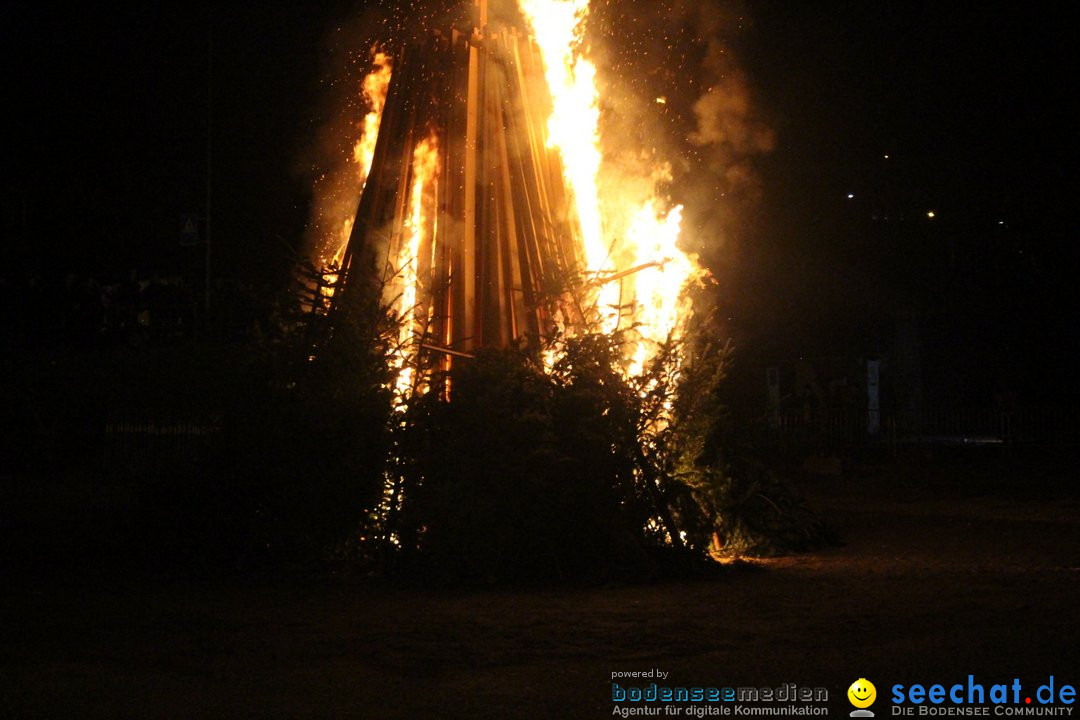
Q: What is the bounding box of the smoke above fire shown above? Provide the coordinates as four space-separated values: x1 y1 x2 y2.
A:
587 0 774 266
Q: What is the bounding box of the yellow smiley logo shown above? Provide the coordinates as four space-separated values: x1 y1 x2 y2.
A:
848 678 877 708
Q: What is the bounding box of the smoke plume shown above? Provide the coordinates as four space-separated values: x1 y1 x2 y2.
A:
588 0 773 270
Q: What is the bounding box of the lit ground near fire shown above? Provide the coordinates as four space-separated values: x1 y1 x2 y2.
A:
4 459 1078 718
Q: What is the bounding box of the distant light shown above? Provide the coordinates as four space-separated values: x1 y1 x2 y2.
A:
927 211 936 219
847 193 855 199
655 97 667 104
998 220 1005 225
884 154 890 159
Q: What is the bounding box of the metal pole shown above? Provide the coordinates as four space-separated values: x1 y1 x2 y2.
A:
205 21 213 319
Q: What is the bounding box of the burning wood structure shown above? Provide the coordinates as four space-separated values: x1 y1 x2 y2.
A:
311 0 697 391
328 0 591 374
295 0 725 563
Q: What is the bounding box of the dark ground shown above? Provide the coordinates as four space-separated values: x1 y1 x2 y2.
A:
3 453 1077 718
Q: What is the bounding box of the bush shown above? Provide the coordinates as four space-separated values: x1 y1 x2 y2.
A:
214 282 397 571
391 346 669 583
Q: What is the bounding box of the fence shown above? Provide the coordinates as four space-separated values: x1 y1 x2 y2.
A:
753 407 1079 452
6 406 1074 477
100 413 223 476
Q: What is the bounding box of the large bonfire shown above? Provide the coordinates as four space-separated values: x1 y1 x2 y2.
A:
310 0 701 388
289 0 824 575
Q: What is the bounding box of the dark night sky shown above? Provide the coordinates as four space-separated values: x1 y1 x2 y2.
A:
2 2 1076 398
2 3 338 282
735 3 1076 400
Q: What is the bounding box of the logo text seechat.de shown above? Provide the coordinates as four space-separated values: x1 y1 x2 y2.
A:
891 677 1075 716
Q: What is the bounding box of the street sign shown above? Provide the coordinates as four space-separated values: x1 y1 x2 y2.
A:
867 360 880 435
180 213 200 246
767 367 780 429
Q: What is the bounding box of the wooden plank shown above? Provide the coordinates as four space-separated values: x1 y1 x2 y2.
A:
462 34 480 351
492 74 527 343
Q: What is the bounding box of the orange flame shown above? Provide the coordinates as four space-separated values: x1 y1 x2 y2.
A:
352 51 393 190
313 49 393 273
393 132 441 402
518 0 699 374
517 0 619 330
